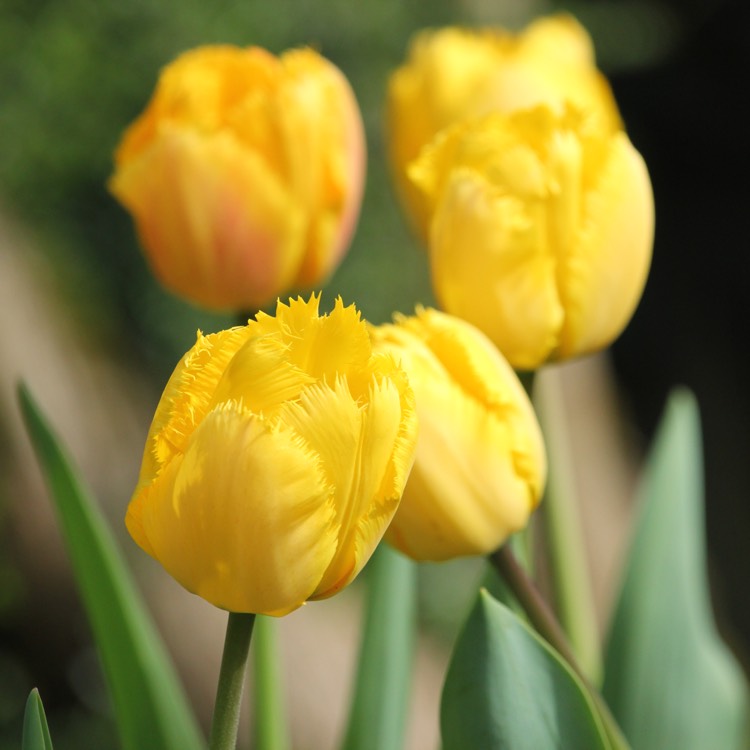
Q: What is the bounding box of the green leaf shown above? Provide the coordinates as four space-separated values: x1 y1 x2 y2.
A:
341 544 417 750
603 389 749 750
22 689 53 750
18 384 205 750
441 589 611 750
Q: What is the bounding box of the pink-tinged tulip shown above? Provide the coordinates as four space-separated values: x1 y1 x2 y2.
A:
110 46 365 310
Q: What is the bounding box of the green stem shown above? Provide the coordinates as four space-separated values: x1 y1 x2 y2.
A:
491 546 579 671
341 544 417 750
490 547 629 750
535 369 602 684
514 370 537 573
209 612 256 750
253 616 290 750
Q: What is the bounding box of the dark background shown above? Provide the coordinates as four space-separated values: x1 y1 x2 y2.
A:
609 0 750 660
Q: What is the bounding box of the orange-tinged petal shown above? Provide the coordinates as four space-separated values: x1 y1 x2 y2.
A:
110 125 307 309
111 45 365 310
277 49 367 287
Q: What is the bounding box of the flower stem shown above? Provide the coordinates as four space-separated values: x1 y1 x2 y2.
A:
209 612 256 750
490 546 579 669
490 546 630 750
535 368 602 684
253 615 290 750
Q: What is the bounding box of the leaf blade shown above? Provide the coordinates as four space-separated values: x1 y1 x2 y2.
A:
22 689 53 750
603 388 749 750
18 383 205 750
441 589 611 750
341 544 417 750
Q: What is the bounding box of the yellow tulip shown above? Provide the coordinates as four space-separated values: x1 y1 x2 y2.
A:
387 14 621 239
371 308 545 560
410 104 654 370
110 46 365 310
127 295 417 615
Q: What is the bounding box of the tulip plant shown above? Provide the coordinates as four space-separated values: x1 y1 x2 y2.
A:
17 12 748 750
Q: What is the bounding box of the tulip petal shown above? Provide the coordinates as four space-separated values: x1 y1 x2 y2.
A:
210 335 315 417
279 376 405 598
293 298 372 381
400 308 518 413
559 133 654 357
137 326 254 491
387 15 621 241
128 403 337 615
429 167 564 369
388 377 534 560
111 125 307 309
374 311 545 560
127 295 417 612
253 296 372 382
277 50 366 286
402 310 546 497
519 14 596 66
111 45 364 311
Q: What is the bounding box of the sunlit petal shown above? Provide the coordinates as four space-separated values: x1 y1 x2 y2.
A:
372 309 545 561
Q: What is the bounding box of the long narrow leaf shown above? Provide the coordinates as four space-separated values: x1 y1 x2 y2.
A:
22 689 53 750
441 589 611 750
603 389 749 750
18 383 205 750
341 544 416 750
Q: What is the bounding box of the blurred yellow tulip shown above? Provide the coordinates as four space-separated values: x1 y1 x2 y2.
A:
410 105 654 370
110 46 365 310
387 14 621 238
127 295 417 615
371 308 545 560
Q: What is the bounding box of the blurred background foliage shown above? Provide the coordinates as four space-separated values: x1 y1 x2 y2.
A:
0 0 747 747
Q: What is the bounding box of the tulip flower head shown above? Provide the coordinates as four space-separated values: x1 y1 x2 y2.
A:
387 14 621 238
127 295 418 615
110 46 365 310
371 308 546 560
410 105 654 370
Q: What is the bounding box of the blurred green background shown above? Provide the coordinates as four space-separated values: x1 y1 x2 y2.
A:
1 0 747 747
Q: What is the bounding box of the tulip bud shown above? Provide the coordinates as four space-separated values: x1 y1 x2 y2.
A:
370 308 546 561
127 295 417 615
110 46 365 310
410 105 654 370
387 14 621 239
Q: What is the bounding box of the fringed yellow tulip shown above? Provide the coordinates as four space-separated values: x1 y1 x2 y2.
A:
127 295 417 615
410 105 654 370
110 46 365 310
387 14 620 238
371 308 545 560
